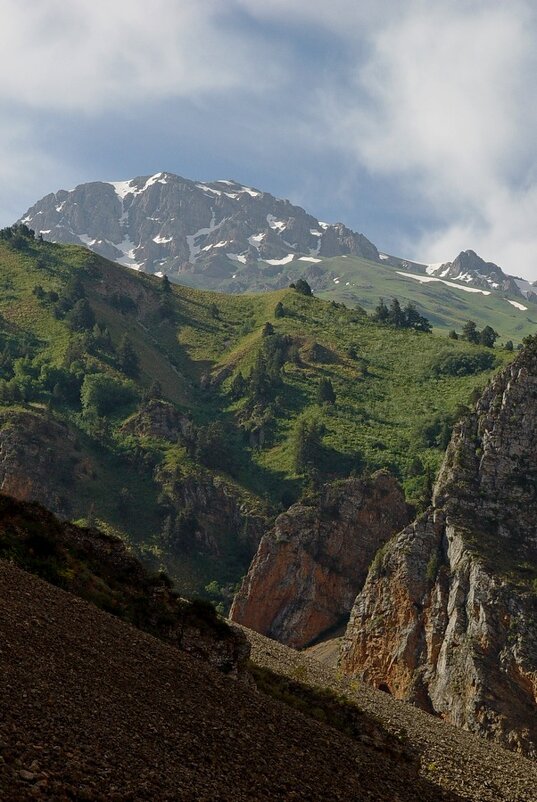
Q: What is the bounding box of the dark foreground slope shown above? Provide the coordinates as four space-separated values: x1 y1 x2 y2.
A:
0 562 463 802
0 493 249 678
244 626 537 802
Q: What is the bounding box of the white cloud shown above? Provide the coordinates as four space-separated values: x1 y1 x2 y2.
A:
0 0 281 111
2 0 537 279
304 1 537 276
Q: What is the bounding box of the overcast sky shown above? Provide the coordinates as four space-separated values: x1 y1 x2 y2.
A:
2 0 537 277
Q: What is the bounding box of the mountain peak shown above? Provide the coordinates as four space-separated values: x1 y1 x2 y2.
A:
18 173 378 284
426 248 519 294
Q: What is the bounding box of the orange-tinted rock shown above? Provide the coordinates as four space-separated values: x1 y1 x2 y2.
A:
230 471 410 648
340 347 537 758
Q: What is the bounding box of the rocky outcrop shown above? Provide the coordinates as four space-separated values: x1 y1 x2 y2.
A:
121 399 195 443
230 471 410 648
0 409 94 518
340 345 537 757
426 249 523 295
156 467 268 559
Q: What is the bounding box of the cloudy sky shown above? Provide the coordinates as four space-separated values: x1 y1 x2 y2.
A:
2 0 537 277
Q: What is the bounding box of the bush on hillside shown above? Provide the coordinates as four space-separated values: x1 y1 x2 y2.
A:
81 373 137 417
430 349 497 378
293 278 313 296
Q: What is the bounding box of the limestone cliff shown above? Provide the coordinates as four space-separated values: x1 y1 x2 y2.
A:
230 471 410 648
340 345 537 757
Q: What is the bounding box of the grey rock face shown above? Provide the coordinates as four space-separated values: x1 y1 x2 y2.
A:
18 173 379 287
340 346 537 757
426 249 522 295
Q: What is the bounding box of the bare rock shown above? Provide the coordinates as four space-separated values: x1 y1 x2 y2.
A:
230 471 410 648
340 346 537 757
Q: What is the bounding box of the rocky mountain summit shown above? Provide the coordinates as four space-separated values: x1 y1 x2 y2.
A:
424 249 527 296
19 173 537 305
230 472 410 648
340 342 537 757
18 172 379 286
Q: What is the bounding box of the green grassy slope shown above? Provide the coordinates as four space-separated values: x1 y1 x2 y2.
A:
314 256 537 343
0 229 515 595
178 253 537 344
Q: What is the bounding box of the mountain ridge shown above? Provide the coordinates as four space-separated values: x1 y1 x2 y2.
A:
19 172 537 311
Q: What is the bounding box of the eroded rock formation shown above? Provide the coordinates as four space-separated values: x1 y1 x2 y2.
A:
230 471 410 648
340 346 537 757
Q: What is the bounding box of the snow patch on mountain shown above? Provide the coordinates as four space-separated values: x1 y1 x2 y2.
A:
78 234 97 248
397 272 491 295
507 299 528 311
248 232 265 246
426 262 445 274
113 233 144 270
109 173 168 201
186 213 221 260
267 215 286 232
265 254 295 266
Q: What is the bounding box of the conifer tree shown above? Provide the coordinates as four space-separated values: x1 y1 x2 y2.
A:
117 335 140 378
317 377 336 405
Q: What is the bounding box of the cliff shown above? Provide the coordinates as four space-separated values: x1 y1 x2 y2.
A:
340 344 537 757
230 471 410 648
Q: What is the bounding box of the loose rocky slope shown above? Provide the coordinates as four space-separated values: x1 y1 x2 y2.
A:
0 561 464 802
0 493 250 678
340 342 537 757
230 472 410 647
244 625 537 802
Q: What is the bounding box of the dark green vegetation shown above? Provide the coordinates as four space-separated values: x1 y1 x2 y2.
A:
0 226 514 595
0 492 236 652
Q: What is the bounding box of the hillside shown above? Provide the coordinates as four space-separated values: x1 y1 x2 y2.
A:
18 172 537 341
0 225 513 596
0 559 465 802
314 254 537 343
243 625 537 802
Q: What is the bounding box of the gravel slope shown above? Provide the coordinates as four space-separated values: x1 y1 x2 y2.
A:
0 561 465 802
243 627 537 802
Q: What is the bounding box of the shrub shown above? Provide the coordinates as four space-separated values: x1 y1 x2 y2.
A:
430 350 496 377
294 278 313 296
80 373 137 417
